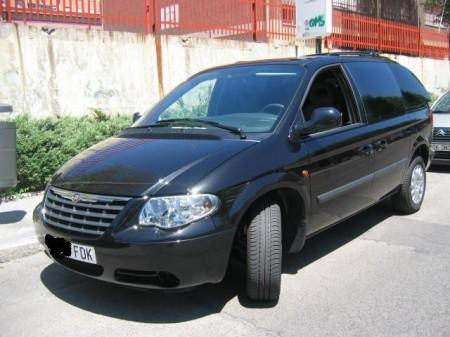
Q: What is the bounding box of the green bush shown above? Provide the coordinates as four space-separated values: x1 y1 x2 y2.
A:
1 112 132 197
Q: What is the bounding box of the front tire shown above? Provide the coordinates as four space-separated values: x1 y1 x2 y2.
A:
246 200 282 302
393 156 426 214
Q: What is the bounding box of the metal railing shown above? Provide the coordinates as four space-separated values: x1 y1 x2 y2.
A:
1 0 102 27
1 0 449 59
1 0 296 41
331 0 419 25
330 10 449 60
104 0 296 41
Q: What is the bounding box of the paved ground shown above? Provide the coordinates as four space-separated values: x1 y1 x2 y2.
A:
0 193 42 262
0 168 449 337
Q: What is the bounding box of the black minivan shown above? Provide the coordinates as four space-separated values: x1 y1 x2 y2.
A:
34 53 433 302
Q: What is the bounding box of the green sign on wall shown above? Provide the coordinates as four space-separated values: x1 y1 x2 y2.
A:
296 0 332 39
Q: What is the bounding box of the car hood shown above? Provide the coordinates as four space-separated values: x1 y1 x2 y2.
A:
433 113 450 128
51 135 256 196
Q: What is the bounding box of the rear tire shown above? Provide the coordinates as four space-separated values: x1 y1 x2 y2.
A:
393 156 426 214
246 199 282 302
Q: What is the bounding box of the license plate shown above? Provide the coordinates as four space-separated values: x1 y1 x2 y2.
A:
69 243 97 264
432 144 450 152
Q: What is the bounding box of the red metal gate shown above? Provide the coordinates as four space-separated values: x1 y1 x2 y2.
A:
330 10 449 60
1 0 448 59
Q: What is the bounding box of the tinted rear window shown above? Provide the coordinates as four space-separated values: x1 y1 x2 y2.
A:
389 63 430 111
346 62 405 123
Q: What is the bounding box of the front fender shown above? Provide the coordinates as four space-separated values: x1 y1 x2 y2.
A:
224 171 310 253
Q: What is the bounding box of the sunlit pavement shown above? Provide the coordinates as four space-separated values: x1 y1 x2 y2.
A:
0 168 449 337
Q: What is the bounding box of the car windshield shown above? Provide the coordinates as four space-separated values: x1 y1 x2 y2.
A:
432 92 450 114
135 64 304 133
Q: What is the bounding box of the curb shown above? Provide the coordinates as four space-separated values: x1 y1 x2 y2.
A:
0 243 44 264
0 191 44 205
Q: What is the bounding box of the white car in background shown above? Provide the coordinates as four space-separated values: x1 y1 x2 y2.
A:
431 92 450 165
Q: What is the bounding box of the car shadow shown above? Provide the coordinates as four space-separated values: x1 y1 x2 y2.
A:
0 210 26 225
282 203 392 275
40 203 393 323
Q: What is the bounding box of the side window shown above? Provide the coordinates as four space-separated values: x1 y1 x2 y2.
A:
389 63 431 111
302 67 359 130
158 79 217 120
346 62 405 123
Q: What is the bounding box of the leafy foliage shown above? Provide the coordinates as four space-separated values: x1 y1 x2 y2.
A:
1 112 132 197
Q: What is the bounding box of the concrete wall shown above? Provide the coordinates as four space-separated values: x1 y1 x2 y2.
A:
0 23 297 117
160 36 298 94
385 54 450 95
0 23 448 117
0 24 158 117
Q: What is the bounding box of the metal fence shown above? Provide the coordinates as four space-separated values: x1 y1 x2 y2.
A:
332 0 419 25
102 0 296 41
330 10 449 60
0 0 102 27
1 0 296 41
1 0 449 59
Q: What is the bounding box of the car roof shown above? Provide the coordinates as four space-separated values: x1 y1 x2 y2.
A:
196 52 395 76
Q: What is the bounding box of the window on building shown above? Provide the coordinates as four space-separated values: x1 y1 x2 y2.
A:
160 4 180 30
282 3 295 26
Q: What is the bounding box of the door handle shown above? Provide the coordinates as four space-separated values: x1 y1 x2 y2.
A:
361 144 374 157
374 140 387 152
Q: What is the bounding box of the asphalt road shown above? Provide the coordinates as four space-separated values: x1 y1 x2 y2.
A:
1 167 449 337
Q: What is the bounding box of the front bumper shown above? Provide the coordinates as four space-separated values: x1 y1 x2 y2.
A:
33 203 235 289
432 158 450 165
430 145 450 165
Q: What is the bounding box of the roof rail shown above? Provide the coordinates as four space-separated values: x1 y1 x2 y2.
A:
309 51 382 58
328 51 381 57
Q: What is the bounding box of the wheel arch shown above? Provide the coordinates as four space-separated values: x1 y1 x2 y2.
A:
229 172 309 253
411 136 430 167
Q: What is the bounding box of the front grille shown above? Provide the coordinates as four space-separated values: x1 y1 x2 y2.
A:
43 187 130 238
435 151 450 160
432 128 450 142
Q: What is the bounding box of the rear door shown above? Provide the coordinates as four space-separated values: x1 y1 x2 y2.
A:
345 61 412 199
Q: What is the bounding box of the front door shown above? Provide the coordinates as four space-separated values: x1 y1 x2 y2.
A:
301 65 376 234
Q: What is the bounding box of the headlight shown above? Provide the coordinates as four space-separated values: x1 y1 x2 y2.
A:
138 194 220 229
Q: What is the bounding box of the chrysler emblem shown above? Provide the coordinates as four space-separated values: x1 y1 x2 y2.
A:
71 193 82 203
437 129 446 136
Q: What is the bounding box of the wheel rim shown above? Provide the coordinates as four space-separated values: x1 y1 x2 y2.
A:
410 164 425 205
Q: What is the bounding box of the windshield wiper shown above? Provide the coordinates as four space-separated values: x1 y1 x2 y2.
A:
155 118 247 139
128 123 171 129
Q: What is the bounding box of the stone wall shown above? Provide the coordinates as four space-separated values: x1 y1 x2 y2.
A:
0 24 158 117
0 23 448 117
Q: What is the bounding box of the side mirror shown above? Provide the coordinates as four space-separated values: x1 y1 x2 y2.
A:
289 107 342 143
132 112 142 123
305 107 342 134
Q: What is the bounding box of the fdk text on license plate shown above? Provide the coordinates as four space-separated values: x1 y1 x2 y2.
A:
69 243 97 264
